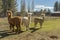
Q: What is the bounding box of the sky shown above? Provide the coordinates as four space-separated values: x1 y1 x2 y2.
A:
17 0 60 12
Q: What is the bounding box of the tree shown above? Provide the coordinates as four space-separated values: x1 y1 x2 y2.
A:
39 9 43 15
21 0 26 16
48 9 51 13
31 0 34 13
2 0 17 16
59 3 60 11
28 0 30 12
0 0 3 17
9 0 17 15
2 0 7 16
54 1 59 11
0 0 3 12
40 9 43 13
46 9 51 16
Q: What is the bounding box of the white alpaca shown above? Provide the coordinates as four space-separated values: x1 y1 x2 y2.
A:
34 9 46 28
22 16 30 31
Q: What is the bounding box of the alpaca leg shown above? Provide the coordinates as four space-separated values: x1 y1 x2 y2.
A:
16 25 20 33
40 22 43 28
16 25 18 33
10 25 15 32
18 24 21 32
34 21 38 29
9 25 12 30
24 21 29 31
26 23 29 31
12 25 15 32
9 24 13 32
9 25 12 31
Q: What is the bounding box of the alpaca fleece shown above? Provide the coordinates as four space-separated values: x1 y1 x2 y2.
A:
7 10 22 33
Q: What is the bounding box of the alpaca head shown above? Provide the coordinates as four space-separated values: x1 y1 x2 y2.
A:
7 10 12 17
41 9 46 20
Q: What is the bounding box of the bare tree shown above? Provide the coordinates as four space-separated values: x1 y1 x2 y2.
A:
31 0 34 13
28 0 30 12
21 0 26 16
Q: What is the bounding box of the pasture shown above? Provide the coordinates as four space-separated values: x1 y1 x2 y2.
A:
0 17 60 40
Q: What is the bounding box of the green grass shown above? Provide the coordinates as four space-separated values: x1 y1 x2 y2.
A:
29 19 60 32
9 18 60 32
1 18 60 40
0 18 60 32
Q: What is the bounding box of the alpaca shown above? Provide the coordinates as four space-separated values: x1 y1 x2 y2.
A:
34 9 46 28
7 10 22 33
21 14 30 31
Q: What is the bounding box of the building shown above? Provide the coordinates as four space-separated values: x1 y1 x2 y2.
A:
51 11 60 16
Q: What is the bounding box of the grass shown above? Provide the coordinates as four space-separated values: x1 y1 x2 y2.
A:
0 17 60 40
29 18 60 32
0 17 60 31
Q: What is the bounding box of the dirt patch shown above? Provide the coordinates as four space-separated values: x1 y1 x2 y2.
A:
49 35 58 39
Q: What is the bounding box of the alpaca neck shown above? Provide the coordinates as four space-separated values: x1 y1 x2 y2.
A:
43 16 44 21
42 14 45 21
8 16 12 21
28 16 31 23
28 16 30 21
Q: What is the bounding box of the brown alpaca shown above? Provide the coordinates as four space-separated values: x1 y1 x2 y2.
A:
7 10 22 33
34 9 46 28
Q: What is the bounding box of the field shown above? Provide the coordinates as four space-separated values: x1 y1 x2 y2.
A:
0 17 60 40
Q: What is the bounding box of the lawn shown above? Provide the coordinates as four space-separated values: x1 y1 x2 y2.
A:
29 18 60 31
0 17 60 40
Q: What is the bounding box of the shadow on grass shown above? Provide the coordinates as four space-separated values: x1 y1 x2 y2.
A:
0 28 41 39
0 30 24 39
30 28 40 33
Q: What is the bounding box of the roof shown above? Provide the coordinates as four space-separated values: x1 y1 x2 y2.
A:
27 12 33 15
52 11 60 13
